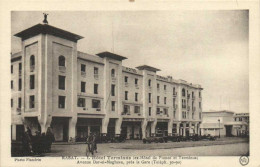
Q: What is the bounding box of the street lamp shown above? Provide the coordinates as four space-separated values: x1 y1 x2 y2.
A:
218 119 220 138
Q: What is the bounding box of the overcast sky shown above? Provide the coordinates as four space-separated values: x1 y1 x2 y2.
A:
11 11 249 113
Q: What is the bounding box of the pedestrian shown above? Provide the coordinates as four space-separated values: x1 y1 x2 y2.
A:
86 133 94 155
21 132 32 156
32 131 41 155
46 127 55 152
26 127 32 138
93 133 98 153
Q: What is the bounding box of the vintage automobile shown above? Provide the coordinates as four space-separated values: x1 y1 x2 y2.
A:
200 134 216 141
142 133 167 144
167 134 181 142
112 134 126 143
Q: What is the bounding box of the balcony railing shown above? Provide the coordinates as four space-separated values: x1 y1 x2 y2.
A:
81 71 86 77
30 65 35 72
94 74 99 79
121 111 130 115
59 66 66 73
112 77 116 81
96 108 101 112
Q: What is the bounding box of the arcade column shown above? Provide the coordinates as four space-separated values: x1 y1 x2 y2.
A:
115 118 122 135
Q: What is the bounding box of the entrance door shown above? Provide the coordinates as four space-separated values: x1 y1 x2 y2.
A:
16 125 25 141
225 125 232 137
90 126 100 135
77 126 88 142
121 127 127 139
186 129 189 137
63 123 68 142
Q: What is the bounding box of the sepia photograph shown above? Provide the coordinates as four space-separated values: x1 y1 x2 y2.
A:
10 10 249 158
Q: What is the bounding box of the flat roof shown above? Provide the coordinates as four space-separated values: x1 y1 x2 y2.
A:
96 52 128 61
14 24 84 42
136 65 161 72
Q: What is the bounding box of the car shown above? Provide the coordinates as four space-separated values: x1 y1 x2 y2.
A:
143 134 167 144
201 134 216 141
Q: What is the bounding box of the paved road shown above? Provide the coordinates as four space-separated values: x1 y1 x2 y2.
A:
45 142 249 157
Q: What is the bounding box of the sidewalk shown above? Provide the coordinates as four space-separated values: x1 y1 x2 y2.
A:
109 137 249 150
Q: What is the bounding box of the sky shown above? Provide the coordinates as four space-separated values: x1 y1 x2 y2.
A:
11 11 249 113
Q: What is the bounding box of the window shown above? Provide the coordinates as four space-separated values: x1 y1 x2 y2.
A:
182 88 186 96
29 95 35 108
173 98 176 107
111 84 115 96
111 69 115 77
111 101 115 111
125 91 128 100
92 99 101 109
182 111 186 119
81 82 86 92
18 97 21 108
134 106 140 114
58 56 65 67
11 80 13 89
124 76 128 83
30 55 35 66
81 64 86 72
164 85 166 90
58 75 65 90
182 99 186 109
156 108 160 115
77 98 85 107
173 87 175 94
199 102 201 109
18 79 22 91
148 79 151 87
192 112 194 119
164 97 167 104
149 107 152 116
199 112 201 119
123 105 130 114
135 78 138 85
94 67 98 75
135 93 138 102
30 75 35 89
199 91 201 98
11 65 13 74
157 96 160 104
11 99 13 108
192 92 194 98
173 110 176 118
58 96 65 108
157 83 160 89
148 93 151 103
163 108 168 115
94 84 98 94
19 63 22 71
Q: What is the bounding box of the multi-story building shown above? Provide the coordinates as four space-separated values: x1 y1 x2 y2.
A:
11 21 203 142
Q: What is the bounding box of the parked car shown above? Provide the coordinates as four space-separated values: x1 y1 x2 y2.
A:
167 134 181 142
113 134 126 143
143 134 167 144
201 134 216 141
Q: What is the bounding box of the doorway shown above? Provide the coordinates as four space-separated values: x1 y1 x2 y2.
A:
225 125 233 137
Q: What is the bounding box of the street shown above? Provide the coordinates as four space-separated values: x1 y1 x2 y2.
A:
45 141 249 157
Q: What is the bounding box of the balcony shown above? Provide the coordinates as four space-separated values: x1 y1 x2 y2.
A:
81 71 86 77
173 92 177 97
135 84 139 89
59 66 66 73
112 77 116 82
30 65 35 72
94 74 99 80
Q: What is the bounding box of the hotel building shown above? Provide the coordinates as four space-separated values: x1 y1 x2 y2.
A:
11 22 203 142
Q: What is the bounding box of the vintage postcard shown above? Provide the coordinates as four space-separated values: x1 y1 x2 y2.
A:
0 1 259 167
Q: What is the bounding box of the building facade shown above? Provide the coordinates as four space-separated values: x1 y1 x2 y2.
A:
11 22 203 142
200 110 249 137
